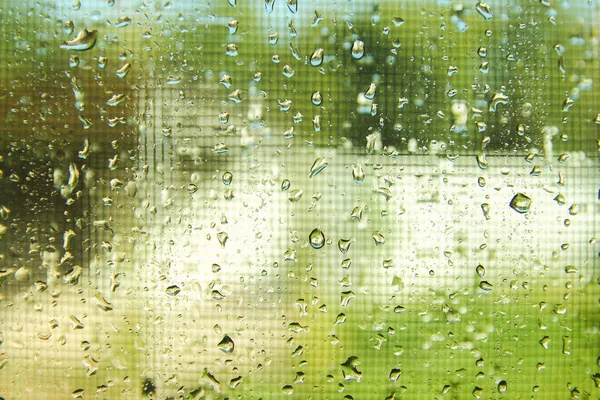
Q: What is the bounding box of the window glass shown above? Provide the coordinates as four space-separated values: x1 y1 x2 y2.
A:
0 1 598 398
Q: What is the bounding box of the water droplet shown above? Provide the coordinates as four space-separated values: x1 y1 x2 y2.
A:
116 62 131 78
389 368 402 382
372 231 385 246
288 189 303 202
481 203 490 220
212 143 230 154
309 228 325 249
287 0 298 13
562 336 571 355
510 193 532 214
350 206 363 221
539 336 550 349
488 92 509 112
447 65 459 76
475 153 488 169
364 83 377 100
340 291 355 307
115 16 131 27
60 29 97 51
310 48 324 66
476 264 485 277
340 356 362 381
228 0 236 6
262 0 276 13
69 55 80 68
64 20 74 35
392 17 405 26
106 93 125 107
309 156 328 178
220 171 233 186
352 164 365 183
187 183 198 194
351 40 365 59
475 2 493 20
338 238 353 254
497 380 507 394
282 64 295 78
217 335 234 353
479 281 493 291
227 19 239 34
478 177 486 187
281 179 291 191
442 385 452 394
98 56 107 69
277 98 293 111
562 97 574 112
166 285 181 296
281 385 294 395
311 90 323 106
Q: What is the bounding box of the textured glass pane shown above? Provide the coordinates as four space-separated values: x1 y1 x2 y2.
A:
0 1 598 399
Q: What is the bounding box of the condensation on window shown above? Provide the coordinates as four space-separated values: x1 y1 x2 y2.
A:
0 0 599 399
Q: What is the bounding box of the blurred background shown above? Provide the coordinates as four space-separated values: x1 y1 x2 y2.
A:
0 0 599 399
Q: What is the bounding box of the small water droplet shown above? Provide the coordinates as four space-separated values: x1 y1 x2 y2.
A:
372 231 385 246
309 156 328 178
166 285 181 296
488 92 509 112
311 90 323 106
562 97 574 112
351 40 365 59
476 264 485 277
310 48 324 66
475 2 493 20
217 231 229 247
338 238 353 254
281 384 294 395
309 228 325 249
287 0 298 13
116 63 131 78
479 281 493 291
288 189 303 202
539 336 550 349
364 82 377 100
352 164 365 183
350 206 363 221
222 171 233 185
281 179 291 191
475 153 488 169
227 19 239 34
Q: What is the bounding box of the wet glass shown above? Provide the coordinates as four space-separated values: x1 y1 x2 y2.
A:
0 0 598 399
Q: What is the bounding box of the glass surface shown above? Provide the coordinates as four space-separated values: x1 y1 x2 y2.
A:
0 0 598 399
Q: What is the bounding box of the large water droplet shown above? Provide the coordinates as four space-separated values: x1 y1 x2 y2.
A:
510 193 532 214
309 228 325 249
60 29 97 51
217 335 235 353
340 356 362 382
